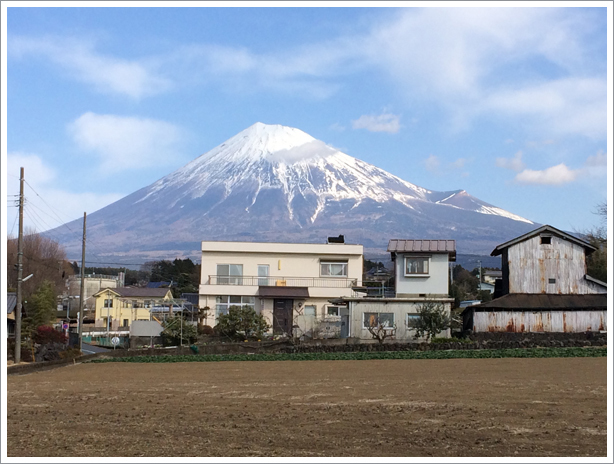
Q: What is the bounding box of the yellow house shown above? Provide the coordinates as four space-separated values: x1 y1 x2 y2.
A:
93 287 173 329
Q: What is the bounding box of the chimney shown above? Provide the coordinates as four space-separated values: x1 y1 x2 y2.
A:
327 235 345 244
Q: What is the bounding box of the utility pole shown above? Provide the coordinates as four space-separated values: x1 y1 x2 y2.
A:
78 212 86 353
15 167 24 364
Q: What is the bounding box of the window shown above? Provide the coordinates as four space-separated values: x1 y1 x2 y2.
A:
304 305 316 316
540 236 552 245
407 314 421 328
405 257 429 276
104 299 113 308
363 312 394 328
217 264 243 285
548 278 556 284
215 295 255 315
123 319 129 327
144 300 152 308
132 300 139 309
320 261 348 277
258 265 270 286
327 306 340 316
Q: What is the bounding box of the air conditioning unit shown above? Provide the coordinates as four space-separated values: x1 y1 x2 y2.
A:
276 280 287 286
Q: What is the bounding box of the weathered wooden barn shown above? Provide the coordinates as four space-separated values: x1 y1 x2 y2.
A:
463 225 607 334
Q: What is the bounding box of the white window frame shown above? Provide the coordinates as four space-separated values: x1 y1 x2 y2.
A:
327 306 340 316
320 261 348 278
407 314 421 329
215 295 255 315
362 312 395 329
404 256 430 276
217 264 244 285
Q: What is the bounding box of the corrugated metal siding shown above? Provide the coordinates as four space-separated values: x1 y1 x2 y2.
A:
473 310 607 333
507 236 600 294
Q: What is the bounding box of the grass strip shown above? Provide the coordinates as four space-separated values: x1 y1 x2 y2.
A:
87 347 607 364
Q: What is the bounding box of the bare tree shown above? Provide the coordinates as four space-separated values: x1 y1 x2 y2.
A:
6 229 73 299
367 323 397 345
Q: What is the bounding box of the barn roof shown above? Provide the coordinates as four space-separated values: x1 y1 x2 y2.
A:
491 225 596 257
463 293 607 314
387 240 456 261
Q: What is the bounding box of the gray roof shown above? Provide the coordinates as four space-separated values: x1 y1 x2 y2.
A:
95 287 171 298
463 293 607 313
258 286 310 299
7 292 16 314
491 225 596 257
387 239 456 261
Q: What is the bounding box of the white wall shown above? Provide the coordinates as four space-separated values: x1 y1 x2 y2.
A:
199 241 363 327
394 253 451 297
348 299 452 341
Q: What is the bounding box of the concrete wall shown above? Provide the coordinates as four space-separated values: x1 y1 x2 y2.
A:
348 299 452 341
394 253 450 297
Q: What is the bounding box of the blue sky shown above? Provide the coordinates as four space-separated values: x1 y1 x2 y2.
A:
3 4 610 242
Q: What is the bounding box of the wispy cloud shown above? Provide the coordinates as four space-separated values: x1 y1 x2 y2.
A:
496 151 526 172
68 113 186 172
423 154 441 173
513 151 607 186
352 113 401 133
515 163 578 185
424 155 472 176
6 153 123 232
9 36 170 98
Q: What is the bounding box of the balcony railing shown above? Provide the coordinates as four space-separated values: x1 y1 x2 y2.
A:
207 275 358 288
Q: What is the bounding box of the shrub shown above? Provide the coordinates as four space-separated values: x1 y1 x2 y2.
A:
216 305 270 340
198 324 214 335
161 315 198 346
412 301 451 342
32 326 67 345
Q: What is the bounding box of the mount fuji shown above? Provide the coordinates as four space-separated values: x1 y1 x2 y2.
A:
49 122 537 262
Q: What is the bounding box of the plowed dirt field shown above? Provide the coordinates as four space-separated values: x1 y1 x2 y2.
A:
6 357 607 457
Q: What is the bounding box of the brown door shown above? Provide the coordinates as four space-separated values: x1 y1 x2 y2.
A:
273 299 293 335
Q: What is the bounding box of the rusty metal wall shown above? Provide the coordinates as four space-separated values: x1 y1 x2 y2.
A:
473 310 607 333
507 235 603 294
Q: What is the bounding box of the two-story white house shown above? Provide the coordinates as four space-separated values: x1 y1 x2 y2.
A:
333 239 456 340
199 240 363 337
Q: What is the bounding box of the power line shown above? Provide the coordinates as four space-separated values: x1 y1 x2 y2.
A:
23 179 76 235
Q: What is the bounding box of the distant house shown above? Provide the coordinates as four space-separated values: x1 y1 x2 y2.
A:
7 292 16 338
93 287 173 330
482 270 502 286
333 240 455 340
463 225 607 333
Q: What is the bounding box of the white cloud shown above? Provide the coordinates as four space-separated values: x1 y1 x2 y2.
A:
68 113 185 172
496 151 526 172
424 154 441 173
329 122 346 132
6 153 123 233
515 163 578 185
585 151 607 167
9 36 170 98
352 113 401 133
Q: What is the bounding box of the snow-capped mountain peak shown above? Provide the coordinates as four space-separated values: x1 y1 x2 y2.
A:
48 122 538 261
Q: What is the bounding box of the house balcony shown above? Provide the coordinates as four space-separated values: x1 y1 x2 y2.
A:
206 275 358 288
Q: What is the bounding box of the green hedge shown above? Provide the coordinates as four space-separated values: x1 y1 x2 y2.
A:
87 347 607 364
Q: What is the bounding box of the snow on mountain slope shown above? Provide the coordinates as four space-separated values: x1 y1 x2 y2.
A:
46 122 537 260
134 122 531 226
